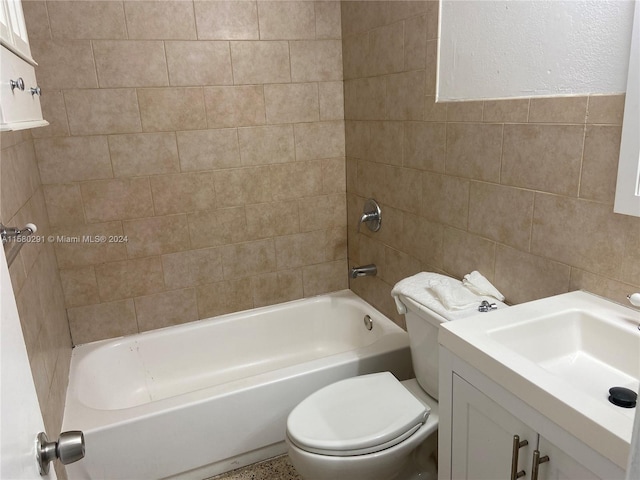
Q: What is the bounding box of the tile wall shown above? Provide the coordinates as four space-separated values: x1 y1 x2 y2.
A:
23 0 347 345
342 0 640 326
0 129 72 477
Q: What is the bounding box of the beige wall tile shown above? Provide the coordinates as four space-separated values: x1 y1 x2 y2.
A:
326 225 347 260
368 121 403 166
322 157 346 194
290 40 343 82
194 0 259 40
621 221 640 286
135 288 198 331
298 194 345 232
30 39 97 89
138 87 207 132
270 161 324 200
346 77 386 120
445 123 503 182
35 136 112 184
442 227 496 281
47 1 127 39
495 245 570 305
30 90 70 139
246 200 300 238
382 246 421 286
251 269 303 307
177 128 240 172
196 278 253 318
188 207 248 249
65 89 142 135
238 125 295 165
570 269 637 306
386 0 428 23
303 260 348 296
294 121 345 161
67 300 137 345
81 178 154 223
344 121 370 159
502 124 584 196
469 182 534 251
264 83 320 124
386 70 425 120
529 97 588 124
214 166 273 207
587 95 625 124
404 15 427 71
357 161 421 213
483 99 529 123
95 256 165 301
422 173 469 229
21 0 51 40
258 1 315 40
220 238 277 278
580 125 621 203
166 41 233 86
423 96 447 122
59 267 100 308
531 194 628 277
162 247 224 290
123 214 191 258
51 222 128 269
342 32 370 80
125 1 197 39
230 41 291 84
151 171 217 216
369 22 404 76
340 1 387 36
204 86 266 128
401 212 443 267
42 184 85 226
275 231 328 269
446 101 484 122
319 81 345 120
425 39 437 97
357 235 386 278
109 133 180 177
315 1 342 39
1 142 40 221
403 122 445 172
94 40 169 88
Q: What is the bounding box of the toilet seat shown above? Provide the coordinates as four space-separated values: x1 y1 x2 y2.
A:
287 372 430 457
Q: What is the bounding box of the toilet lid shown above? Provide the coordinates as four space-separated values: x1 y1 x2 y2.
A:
287 372 430 456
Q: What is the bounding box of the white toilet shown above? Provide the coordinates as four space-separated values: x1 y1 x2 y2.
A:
286 286 506 480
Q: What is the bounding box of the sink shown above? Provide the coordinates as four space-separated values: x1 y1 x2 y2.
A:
438 290 640 468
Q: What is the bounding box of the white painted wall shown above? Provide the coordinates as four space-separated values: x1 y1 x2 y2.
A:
438 0 635 101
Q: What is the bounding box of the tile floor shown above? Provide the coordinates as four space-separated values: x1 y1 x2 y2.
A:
209 455 302 480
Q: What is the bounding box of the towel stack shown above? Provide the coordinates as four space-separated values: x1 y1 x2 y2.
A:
391 271 505 319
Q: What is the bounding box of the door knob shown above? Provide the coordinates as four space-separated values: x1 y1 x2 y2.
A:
37 431 85 475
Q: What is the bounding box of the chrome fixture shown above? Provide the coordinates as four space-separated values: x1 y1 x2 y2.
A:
627 293 640 330
350 264 377 278
357 198 382 233
478 300 498 312
363 314 373 331
30 86 42 96
510 435 528 480
1 222 37 267
37 430 85 475
10 77 25 92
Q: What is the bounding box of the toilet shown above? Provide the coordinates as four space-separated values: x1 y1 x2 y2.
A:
286 280 507 480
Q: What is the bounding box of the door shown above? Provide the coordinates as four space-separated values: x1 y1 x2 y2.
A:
535 436 601 480
451 374 536 479
0 247 55 478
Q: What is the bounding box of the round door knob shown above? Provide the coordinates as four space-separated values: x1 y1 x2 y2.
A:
10 77 25 92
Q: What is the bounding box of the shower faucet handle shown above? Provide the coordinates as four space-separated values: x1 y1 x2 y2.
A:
357 198 382 233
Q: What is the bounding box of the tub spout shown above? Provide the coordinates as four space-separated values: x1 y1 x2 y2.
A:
350 264 377 278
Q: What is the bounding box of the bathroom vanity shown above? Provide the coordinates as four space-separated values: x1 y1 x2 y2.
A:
438 291 638 480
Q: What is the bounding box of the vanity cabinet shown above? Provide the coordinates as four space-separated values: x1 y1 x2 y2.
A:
0 0 47 131
439 349 626 480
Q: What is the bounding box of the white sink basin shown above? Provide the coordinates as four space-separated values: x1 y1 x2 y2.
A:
439 290 640 469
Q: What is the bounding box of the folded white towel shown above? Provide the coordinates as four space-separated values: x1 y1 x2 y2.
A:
462 271 505 301
427 277 480 310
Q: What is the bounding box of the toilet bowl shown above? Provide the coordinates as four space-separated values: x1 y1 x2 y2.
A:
286 278 507 480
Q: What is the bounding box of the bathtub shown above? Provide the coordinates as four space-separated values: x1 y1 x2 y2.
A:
62 290 413 479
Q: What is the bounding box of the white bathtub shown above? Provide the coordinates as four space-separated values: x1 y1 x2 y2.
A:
62 290 413 479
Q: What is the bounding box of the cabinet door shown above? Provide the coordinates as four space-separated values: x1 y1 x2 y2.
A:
535 436 601 480
2 0 31 60
451 374 536 480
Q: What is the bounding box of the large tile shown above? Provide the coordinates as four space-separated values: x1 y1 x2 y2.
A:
257 1 315 40
21 0 51 41
441 227 496 281
95 256 165 301
220 239 277 279
446 101 483 122
403 122 445 172
302 260 348 296
35 136 112 184
529 97 588 124
275 231 327 269
135 288 198 332
587 95 625 124
29 39 97 90
401 212 443 267
483 99 529 123
47 1 127 39
204 86 266 128
214 166 273 207
67 300 137 345
51 222 128 269
342 32 370 80
238 125 295 165
94 40 168 87
319 81 345 121
177 129 240 172
166 41 233 86
30 90 70 139
123 214 191 258
502 124 584 196
59 267 100 308
264 83 319 124
196 278 253 318
367 121 403 166
404 15 427 71
570 269 639 307
369 22 404 76
294 121 345 161
356 162 421 213
422 173 469 229
42 184 85 226
125 1 197 39
382 246 421 287
386 70 425 120
251 270 303 307
194 0 259 40
245 200 300 238
188 207 248 249
109 133 180 177
64 89 142 135
322 157 346 194
346 77 386 120
138 88 207 132
230 41 291 84
270 161 323 200
298 194 345 232
315 1 342 39
445 123 503 182
580 125 621 203
81 178 154 223
290 40 343 82
162 247 224 290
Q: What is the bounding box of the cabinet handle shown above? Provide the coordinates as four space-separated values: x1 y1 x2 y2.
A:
510 435 528 480
10 77 25 92
531 449 550 480
30 86 41 96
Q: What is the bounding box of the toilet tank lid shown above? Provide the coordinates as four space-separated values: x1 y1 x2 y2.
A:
286 372 429 454
400 294 509 323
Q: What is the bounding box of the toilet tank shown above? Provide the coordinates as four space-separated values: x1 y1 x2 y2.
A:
400 295 448 400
